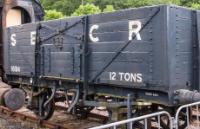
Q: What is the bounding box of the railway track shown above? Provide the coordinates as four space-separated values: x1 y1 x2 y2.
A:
0 104 108 129
1 102 200 129
0 81 108 129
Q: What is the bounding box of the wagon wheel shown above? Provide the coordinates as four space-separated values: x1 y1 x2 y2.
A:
35 90 55 120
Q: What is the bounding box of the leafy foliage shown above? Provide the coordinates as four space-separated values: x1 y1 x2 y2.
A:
180 0 196 6
72 4 101 16
103 5 115 12
44 10 65 20
40 0 81 16
191 3 200 9
40 0 200 20
84 0 180 10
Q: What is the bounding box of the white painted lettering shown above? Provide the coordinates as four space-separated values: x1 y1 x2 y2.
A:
137 73 143 83
119 72 124 81
129 20 142 40
108 72 143 83
109 72 116 80
11 66 21 72
124 73 131 81
89 25 99 42
11 34 16 46
30 31 36 45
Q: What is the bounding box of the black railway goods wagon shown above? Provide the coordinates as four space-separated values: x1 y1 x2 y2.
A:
0 0 44 112
0 0 45 114
0 0 44 76
4 4 200 126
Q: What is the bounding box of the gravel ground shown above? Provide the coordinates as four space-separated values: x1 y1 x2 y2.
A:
0 116 48 129
0 115 200 129
0 114 101 129
0 107 104 129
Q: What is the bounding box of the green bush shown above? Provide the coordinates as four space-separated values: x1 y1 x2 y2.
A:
72 4 101 16
191 3 200 9
103 5 115 12
44 10 65 20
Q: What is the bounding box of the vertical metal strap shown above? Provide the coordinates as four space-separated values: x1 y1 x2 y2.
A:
192 10 199 90
71 47 75 74
41 46 45 75
34 23 41 86
196 11 200 91
82 16 89 99
48 48 51 72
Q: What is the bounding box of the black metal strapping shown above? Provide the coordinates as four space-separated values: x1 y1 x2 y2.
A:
40 19 83 42
91 8 161 82
82 16 89 98
197 12 200 91
192 10 200 91
34 22 42 87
